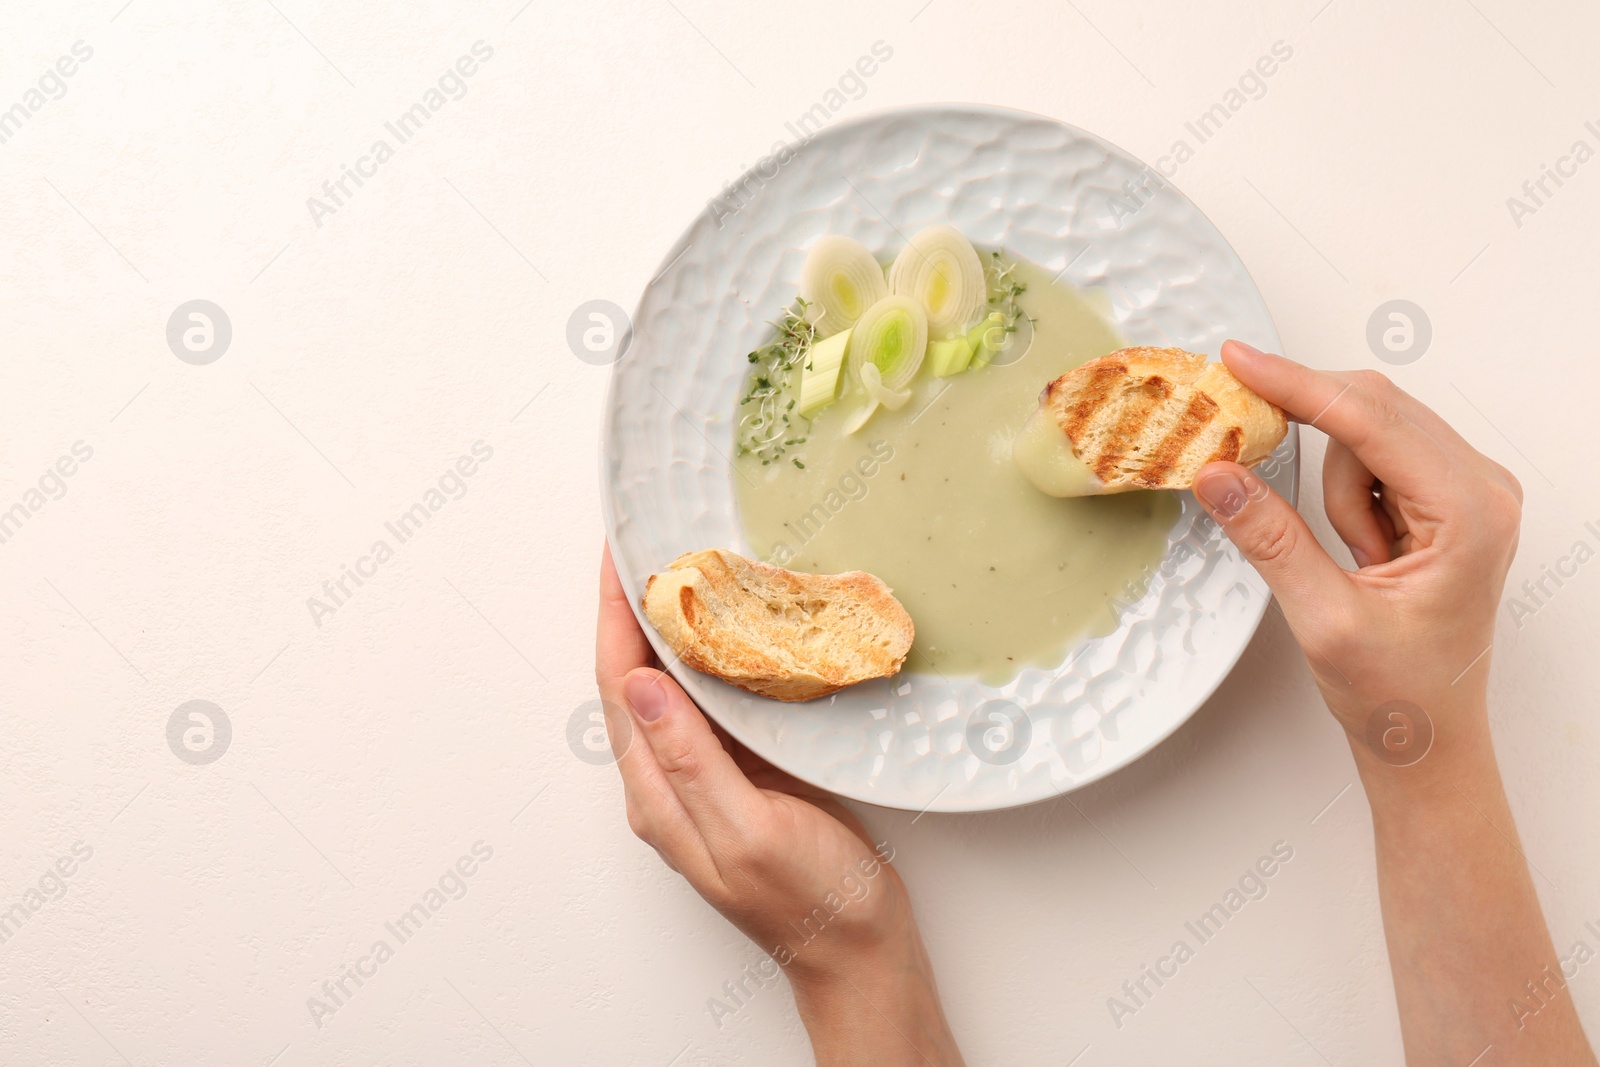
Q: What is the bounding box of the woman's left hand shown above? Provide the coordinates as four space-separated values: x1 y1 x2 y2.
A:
594 544 965 1065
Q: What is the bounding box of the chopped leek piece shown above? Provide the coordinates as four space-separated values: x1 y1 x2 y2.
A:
967 312 1008 368
847 295 927 392
800 236 888 337
927 335 975 378
888 225 985 336
797 328 851 415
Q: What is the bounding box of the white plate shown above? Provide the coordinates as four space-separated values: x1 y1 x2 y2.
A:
601 104 1297 813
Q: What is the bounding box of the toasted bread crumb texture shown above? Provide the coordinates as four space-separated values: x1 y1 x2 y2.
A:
642 549 914 702
1044 347 1286 491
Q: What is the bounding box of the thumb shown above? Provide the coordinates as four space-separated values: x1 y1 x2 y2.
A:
623 668 767 844
1193 462 1347 616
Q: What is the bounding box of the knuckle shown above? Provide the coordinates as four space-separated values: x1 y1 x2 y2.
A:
1484 484 1523 540
1498 465 1525 505
1244 516 1300 566
1305 599 1363 667
1349 369 1394 394
654 735 703 783
733 845 772 880
704 885 744 915
624 802 653 845
1368 397 1408 434
1347 372 1407 428
724 818 777 874
717 847 775 909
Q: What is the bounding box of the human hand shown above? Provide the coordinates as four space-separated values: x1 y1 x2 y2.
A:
1192 348 1595 1063
594 545 964 1065
1191 341 1523 779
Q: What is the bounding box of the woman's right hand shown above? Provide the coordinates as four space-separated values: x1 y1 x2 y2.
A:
1191 340 1524 776
1193 345 1595 1064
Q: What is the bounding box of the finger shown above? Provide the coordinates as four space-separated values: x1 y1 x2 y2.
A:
1193 462 1350 619
596 543 655 697
1220 341 1453 499
1378 486 1422 555
1321 439 1391 566
621 770 719 887
1373 488 1399 545
1377 486 1408 544
596 545 716 877
609 691 719 886
624 668 770 851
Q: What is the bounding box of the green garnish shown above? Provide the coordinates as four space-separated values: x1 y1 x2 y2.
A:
965 250 1033 369
738 297 817 465
985 250 1029 326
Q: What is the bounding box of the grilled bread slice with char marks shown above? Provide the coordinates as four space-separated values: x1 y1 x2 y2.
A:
1042 347 1287 493
642 549 914 702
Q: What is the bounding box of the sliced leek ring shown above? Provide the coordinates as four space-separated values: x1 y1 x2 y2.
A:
847 294 927 393
842 401 878 435
843 363 911 434
861 362 911 410
888 225 985 336
800 235 888 337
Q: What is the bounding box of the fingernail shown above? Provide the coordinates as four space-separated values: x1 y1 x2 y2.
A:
1195 469 1249 520
624 672 668 722
1350 545 1371 568
1227 339 1266 358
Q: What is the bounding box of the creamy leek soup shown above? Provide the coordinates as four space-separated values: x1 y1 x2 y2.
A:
734 259 1181 683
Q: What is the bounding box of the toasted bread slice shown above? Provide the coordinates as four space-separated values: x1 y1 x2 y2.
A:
642 549 914 703
1042 347 1286 493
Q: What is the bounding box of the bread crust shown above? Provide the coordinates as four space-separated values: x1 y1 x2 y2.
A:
1043 347 1287 492
642 549 914 702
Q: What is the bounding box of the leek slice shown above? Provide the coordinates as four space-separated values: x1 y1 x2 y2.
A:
842 364 911 434
797 329 851 415
888 225 985 336
861 361 912 410
800 236 888 337
927 335 975 378
847 295 927 392
842 402 877 435
967 312 1008 368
